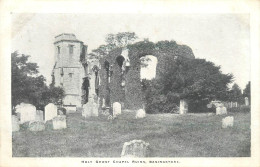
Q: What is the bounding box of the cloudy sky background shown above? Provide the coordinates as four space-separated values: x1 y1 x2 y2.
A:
12 13 250 89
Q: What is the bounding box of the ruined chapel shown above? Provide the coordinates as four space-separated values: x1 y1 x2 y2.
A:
52 33 195 112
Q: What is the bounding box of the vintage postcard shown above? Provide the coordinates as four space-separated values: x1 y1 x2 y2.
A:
0 0 259 167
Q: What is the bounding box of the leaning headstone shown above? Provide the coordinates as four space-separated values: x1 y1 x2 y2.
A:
136 109 146 119
216 106 227 115
53 115 67 130
12 115 20 132
45 103 57 122
222 116 234 128
245 97 249 106
29 121 45 131
35 110 44 121
15 103 37 123
121 140 150 157
179 99 188 114
113 102 121 117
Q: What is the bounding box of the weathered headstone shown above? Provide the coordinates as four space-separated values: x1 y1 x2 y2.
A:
207 103 212 108
45 103 58 122
113 102 121 117
29 121 45 131
245 97 249 106
15 103 37 123
53 115 67 130
35 110 44 121
216 106 227 115
12 115 20 132
82 98 98 117
121 140 150 157
179 99 188 114
136 109 146 119
222 116 234 128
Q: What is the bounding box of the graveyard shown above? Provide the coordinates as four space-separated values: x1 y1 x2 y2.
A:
11 32 251 158
12 108 250 157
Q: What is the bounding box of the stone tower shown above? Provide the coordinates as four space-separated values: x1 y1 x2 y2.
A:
52 33 87 107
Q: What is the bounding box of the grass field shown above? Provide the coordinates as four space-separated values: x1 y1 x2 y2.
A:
12 110 250 157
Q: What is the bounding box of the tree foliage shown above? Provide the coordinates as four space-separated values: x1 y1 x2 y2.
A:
228 83 243 103
143 57 233 113
12 52 65 111
92 32 138 57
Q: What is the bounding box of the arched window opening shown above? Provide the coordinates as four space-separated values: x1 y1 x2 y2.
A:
81 77 89 104
116 56 125 69
140 55 158 80
92 65 99 95
104 61 110 83
83 63 88 77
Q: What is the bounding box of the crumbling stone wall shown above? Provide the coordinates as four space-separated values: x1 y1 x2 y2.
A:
99 40 195 110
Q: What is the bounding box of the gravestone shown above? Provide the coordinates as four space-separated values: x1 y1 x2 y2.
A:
15 103 37 123
113 102 121 117
121 140 150 157
179 99 188 114
12 115 20 132
53 115 67 130
36 110 44 121
82 98 98 118
207 103 212 108
45 103 57 122
136 109 146 119
216 106 227 115
29 121 45 131
222 116 234 128
245 97 249 106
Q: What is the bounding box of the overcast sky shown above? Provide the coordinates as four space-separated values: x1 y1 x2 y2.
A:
12 13 250 89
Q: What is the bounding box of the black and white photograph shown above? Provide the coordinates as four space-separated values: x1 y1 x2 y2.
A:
1 0 260 167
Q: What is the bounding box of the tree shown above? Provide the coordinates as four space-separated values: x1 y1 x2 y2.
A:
105 32 138 48
12 52 64 112
92 32 138 57
229 83 243 103
143 57 233 113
